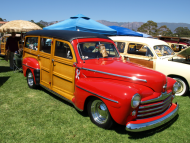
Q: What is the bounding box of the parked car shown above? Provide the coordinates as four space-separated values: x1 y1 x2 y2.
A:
0 34 22 56
22 30 179 132
110 36 189 96
157 36 190 52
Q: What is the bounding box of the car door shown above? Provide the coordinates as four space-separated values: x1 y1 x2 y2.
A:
38 37 53 89
51 39 76 101
125 43 154 69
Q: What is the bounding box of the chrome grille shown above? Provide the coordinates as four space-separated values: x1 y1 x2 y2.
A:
137 92 173 119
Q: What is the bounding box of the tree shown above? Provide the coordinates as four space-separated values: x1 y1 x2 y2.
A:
158 25 173 36
137 20 158 36
174 27 190 37
35 22 45 28
29 20 45 28
0 18 6 21
30 20 35 23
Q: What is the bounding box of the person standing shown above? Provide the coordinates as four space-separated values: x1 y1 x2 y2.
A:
6 32 21 69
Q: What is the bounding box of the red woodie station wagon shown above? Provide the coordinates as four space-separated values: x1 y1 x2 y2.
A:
22 30 179 132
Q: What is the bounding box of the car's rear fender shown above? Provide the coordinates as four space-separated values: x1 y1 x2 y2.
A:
22 57 40 85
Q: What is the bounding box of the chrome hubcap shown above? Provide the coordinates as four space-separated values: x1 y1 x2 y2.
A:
175 79 184 94
28 72 34 86
91 100 108 124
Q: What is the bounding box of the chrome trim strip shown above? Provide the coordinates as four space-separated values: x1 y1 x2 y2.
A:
22 64 40 70
137 103 171 118
138 100 171 113
76 85 119 103
40 84 83 112
81 67 147 82
126 103 179 132
139 94 172 109
141 91 172 104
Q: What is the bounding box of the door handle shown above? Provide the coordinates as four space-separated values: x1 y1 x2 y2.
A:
37 55 40 60
52 59 56 66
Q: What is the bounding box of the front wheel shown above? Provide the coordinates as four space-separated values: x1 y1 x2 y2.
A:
87 97 114 129
27 70 37 89
173 77 189 96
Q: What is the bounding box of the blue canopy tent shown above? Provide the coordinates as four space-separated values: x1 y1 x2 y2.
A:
43 14 117 35
109 26 143 37
136 32 152 38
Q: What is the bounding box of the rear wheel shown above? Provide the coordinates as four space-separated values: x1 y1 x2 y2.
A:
87 97 114 129
173 77 188 96
27 70 37 89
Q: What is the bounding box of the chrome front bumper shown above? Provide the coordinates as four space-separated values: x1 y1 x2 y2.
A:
126 103 179 132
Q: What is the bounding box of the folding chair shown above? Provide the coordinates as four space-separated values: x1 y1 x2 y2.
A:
13 53 22 72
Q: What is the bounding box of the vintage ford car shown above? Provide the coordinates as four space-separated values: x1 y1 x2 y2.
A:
110 36 189 96
22 30 179 132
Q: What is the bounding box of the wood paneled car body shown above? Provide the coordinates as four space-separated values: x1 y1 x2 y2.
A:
110 36 190 96
22 30 179 132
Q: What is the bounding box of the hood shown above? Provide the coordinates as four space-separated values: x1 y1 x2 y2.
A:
169 46 190 60
80 58 166 92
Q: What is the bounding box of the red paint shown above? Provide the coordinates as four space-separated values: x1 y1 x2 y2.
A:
22 57 40 85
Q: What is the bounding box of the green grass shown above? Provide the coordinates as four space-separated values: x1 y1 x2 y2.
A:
0 57 190 143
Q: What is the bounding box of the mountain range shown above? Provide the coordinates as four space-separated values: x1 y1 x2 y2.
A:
40 20 190 33
97 20 190 32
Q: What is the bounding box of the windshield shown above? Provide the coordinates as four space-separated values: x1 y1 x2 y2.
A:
153 45 175 57
78 42 119 60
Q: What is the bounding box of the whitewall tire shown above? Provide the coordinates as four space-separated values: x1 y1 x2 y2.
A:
173 77 188 96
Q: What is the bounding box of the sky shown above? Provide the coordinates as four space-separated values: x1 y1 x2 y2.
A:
1 0 190 24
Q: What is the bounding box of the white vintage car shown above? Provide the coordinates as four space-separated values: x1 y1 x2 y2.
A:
110 36 190 96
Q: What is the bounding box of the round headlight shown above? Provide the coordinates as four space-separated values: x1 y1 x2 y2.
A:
131 94 141 108
173 82 180 93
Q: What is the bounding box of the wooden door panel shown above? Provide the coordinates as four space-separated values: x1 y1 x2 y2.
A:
53 60 74 80
52 75 74 94
39 55 51 87
51 59 75 100
51 39 76 101
125 57 153 68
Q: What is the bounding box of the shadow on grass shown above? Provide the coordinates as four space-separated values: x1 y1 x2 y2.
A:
184 91 190 98
36 86 89 117
0 76 10 87
112 115 179 138
37 87 73 106
32 85 180 136
0 66 12 73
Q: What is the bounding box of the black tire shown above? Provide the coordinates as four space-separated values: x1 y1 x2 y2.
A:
173 77 189 96
87 97 114 129
27 70 37 89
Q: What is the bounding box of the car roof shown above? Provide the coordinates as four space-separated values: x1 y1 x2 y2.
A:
109 36 168 47
25 30 111 42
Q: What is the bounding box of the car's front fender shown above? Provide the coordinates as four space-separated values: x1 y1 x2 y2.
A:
74 78 153 125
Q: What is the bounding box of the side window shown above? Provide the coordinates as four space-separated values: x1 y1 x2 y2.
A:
117 42 125 53
25 37 38 51
40 38 52 53
128 43 153 57
54 41 73 59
